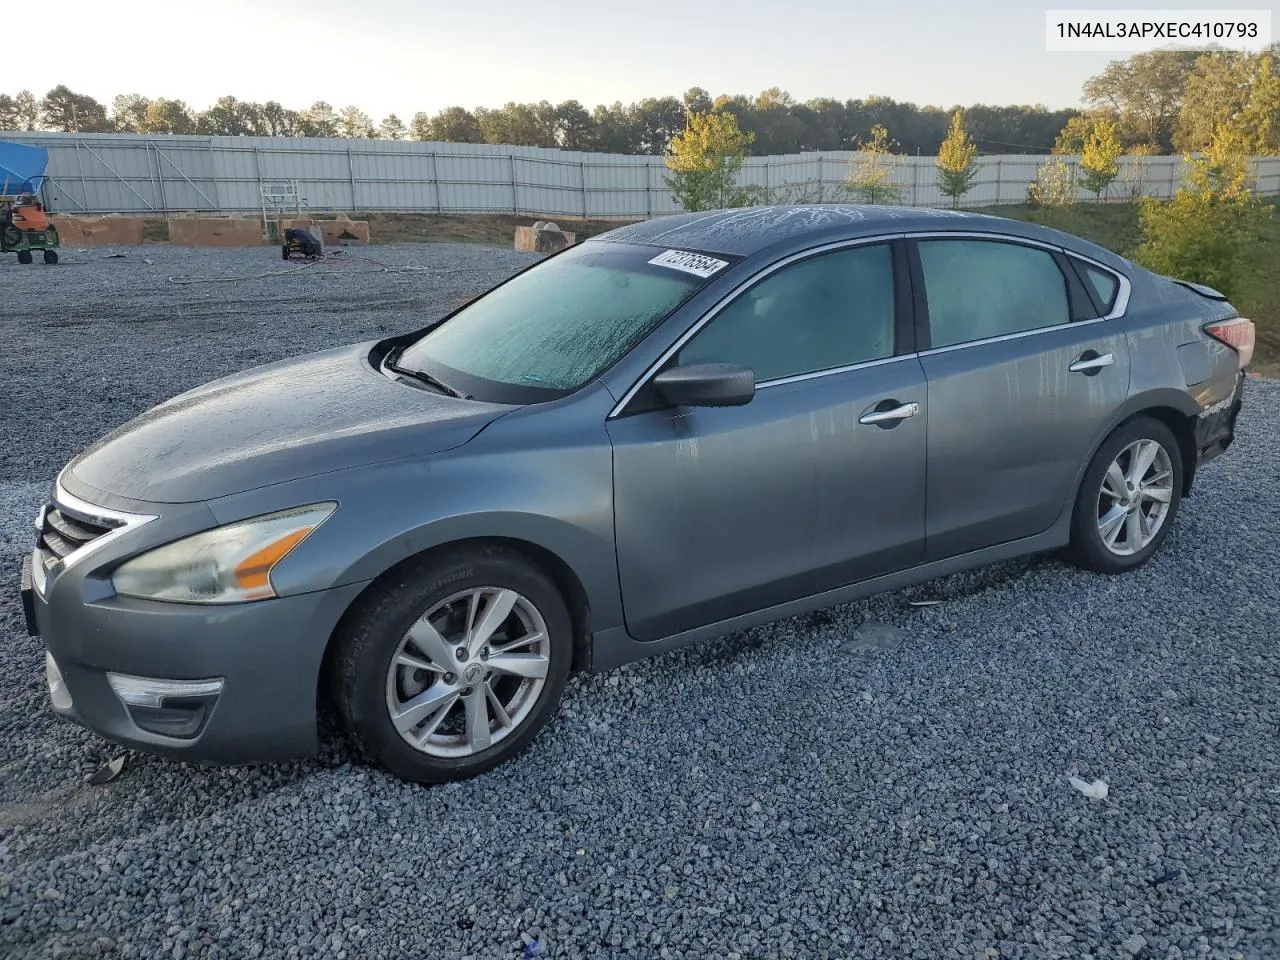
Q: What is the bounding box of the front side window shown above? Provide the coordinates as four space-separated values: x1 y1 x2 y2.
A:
917 239 1070 349
678 243 896 382
395 242 717 399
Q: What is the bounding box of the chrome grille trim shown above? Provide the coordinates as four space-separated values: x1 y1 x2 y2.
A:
35 469 158 581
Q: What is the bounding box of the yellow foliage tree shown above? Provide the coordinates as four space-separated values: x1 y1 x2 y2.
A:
1079 118 1123 201
935 110 980 208
664 111 755 211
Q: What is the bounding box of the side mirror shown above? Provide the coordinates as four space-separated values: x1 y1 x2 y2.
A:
652 363 755 408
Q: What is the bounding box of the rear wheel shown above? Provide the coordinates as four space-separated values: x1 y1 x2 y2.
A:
1066 416 1183 573
17 250 32 264
332 546 573 784
43 249 57 264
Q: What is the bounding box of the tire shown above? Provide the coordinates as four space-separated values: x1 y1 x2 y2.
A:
43 249 58 264
17 249 32 265
1066 416 1183 574
332 545 573 784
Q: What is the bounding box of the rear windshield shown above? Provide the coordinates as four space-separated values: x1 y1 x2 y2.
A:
395 241 722 401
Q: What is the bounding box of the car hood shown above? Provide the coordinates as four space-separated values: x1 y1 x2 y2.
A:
65 342 511 504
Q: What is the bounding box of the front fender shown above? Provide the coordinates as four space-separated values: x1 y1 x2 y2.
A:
205 443 624 635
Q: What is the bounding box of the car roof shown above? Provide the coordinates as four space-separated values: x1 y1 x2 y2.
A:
592 204 990 256
590 203 1133 272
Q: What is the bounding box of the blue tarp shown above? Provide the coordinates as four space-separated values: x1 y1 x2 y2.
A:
0 139 49 196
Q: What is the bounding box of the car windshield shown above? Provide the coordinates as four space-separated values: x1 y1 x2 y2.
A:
394 242 719 401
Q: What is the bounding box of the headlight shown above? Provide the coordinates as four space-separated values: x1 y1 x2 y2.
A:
112 503 336 604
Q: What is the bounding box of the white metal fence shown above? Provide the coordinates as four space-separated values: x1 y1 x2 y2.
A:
6 131 1280 219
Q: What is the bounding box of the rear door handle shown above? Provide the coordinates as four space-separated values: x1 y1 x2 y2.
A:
859 401 919 425
1069 352 1115 374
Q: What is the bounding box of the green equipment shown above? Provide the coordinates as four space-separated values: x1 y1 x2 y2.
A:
1 196 59 264
2 139 59 263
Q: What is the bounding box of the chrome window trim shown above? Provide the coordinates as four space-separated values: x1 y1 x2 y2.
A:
1062 250 1132 320
606 232 906 419
41 467 158 581
606 229 1134 418
909 232 1132 352
754 353 914 390
906 230 1066 252
909 230 1132 322
916 316 1108 357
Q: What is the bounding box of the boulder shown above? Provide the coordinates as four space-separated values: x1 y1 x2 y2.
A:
514 224 575 254
169 218 264 247
282 218 370 246
48 216 145 246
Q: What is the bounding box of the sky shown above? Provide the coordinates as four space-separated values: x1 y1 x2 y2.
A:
27 0 1271 118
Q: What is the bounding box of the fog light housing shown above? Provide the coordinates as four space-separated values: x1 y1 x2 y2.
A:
107 673 224 739
45 652 72 711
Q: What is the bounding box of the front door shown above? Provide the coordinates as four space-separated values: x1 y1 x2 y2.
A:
607 240 928 641
911 236 1132 559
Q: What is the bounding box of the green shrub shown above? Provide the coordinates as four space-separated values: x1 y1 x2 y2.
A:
1026 158 1077 206
1134 125 1272 299
844 125 907 204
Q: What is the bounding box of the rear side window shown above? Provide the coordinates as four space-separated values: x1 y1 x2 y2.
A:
678 243 895 382
917 239 1070 349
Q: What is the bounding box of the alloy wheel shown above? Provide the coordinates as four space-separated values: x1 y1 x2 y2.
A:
384 587 551 758
1096 438 1174 556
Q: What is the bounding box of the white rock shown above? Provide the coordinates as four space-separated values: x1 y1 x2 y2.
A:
1068 775 1109 800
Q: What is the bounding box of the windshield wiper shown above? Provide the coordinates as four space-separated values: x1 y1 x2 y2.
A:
384 348 469 399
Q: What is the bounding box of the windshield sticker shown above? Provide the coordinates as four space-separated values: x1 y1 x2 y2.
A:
648 249 728 278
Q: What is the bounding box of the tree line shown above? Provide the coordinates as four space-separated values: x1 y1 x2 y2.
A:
0 46 1274 157
0 85 1076 156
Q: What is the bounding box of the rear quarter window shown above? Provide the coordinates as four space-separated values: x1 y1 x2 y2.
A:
1073 260 1120 314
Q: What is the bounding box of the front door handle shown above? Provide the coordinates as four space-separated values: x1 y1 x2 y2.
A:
859 401 919 426
1069 351 1115 374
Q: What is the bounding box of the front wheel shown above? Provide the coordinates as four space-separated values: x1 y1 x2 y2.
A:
17 249 32 264
331 546 573 784
1066 416 1183 573
43 249 58 264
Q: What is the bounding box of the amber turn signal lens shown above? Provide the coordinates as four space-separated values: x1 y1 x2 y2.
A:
233 528 316 594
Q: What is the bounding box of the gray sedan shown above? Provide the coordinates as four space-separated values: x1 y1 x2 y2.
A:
21 205 1252 784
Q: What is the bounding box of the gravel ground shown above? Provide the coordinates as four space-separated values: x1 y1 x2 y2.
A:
1 244 1278 960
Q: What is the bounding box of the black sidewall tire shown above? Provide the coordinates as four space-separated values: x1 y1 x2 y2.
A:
334 548 573 784
1068 417 1183 573
43 249 57 264
17 250 32 264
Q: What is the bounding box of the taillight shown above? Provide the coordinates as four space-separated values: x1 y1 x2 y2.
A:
1204 317 1255 369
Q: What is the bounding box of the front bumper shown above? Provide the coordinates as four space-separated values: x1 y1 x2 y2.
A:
24 491 368 764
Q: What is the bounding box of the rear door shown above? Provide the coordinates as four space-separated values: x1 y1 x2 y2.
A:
607 240 928 641
911 235 1131 560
